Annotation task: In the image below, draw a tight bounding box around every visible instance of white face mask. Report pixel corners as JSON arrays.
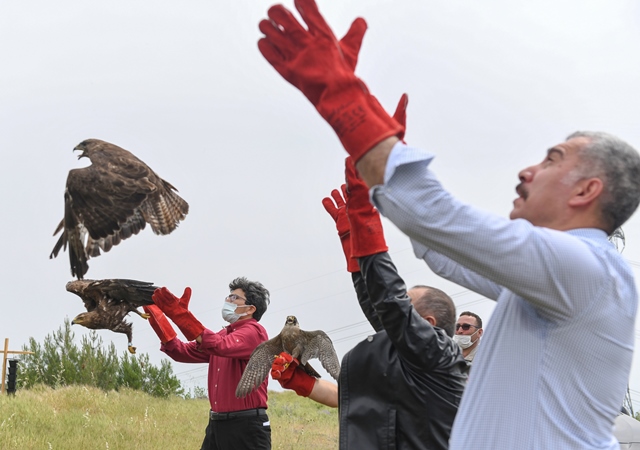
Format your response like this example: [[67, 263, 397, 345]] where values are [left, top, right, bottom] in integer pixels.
[[453, 329, 480, 349], [221, 301, 250, 324]]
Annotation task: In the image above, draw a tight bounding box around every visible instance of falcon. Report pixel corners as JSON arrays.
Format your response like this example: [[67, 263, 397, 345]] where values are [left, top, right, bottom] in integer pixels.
[[236, 315, 340, 398], [50, 138, 189, 279], [66, 278, 158, 354]]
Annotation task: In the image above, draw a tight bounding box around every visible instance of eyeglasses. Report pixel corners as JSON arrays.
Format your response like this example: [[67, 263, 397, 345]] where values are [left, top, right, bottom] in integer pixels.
[[225, 294, 247, 303], [455, 323, 479, 331]]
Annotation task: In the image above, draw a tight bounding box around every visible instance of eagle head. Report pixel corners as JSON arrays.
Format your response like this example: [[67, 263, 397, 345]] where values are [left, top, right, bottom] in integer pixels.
[[66, 280, 91, 295], [285, 315, 299, 327], [74, 139, 104, 160], [71, 312, 89, 325]]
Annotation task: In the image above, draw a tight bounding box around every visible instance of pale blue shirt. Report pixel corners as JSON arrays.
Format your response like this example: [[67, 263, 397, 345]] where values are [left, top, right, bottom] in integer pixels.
[[371, 142, 637, 450]]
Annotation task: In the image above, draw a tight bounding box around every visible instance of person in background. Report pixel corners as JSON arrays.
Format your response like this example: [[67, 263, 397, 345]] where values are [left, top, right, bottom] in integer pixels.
[[454, 311, 483, 364]]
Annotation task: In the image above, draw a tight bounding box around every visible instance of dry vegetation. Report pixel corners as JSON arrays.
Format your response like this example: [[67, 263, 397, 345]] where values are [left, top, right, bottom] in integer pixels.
[[0, 385, 338, 450]]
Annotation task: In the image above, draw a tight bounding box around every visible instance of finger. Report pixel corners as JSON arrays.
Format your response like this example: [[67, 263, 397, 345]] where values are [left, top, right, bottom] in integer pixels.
[[258, 38, 289, 75], [294, 0, 336, 40], [267, 4, 306, 35], [341, 183, 348, 201], [393, 93, 409, 128], [322, 197, 338, 218], [330, 188, 346, 208], [259, 20, 303, 61], [339, 17, 367, 70], [180, 287, 192, 308]]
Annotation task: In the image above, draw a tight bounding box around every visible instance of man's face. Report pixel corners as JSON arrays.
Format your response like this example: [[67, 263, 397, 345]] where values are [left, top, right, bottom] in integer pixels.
[[455, 315, 480, 336], [510, 137, 590, 228]]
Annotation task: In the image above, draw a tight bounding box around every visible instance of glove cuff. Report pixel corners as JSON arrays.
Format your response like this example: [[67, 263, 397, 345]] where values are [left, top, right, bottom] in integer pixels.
[[318, 78, 403, 162], [283, 370, 316, 398], [171, 309, 205, 341], [350, 216, 388, 257]]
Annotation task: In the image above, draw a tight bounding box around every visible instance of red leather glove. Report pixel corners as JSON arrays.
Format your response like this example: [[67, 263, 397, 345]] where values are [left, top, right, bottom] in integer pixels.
[[143, 304, 177, 344], [322, 185, 360, 273], [271, 352, 316, 398], [258, 0, 403, 162], [345, 157, 388, 257], [152, 287, 204, 341]]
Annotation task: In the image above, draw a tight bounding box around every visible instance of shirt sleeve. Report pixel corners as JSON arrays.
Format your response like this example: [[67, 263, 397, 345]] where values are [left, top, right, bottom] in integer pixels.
[[411, 239, 503, 301], [358, 252, 454, 372], [196, 325, 264, 359], [372, 142, 609, 322], [161, 337, 209, 363]]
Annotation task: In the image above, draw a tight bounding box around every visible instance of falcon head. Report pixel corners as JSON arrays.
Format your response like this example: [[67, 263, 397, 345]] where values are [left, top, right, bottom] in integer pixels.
[[285, 315, 299, 327]]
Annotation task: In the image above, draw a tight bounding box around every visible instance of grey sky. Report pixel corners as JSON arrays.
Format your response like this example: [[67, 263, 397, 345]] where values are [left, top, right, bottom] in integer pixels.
[[1, 0, 639, 412]]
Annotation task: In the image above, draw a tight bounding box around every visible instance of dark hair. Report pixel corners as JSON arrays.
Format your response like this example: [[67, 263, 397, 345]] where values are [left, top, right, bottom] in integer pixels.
[[229, 277, 270, 321], [459, 311, 483, 329], [410, 285, 456, 337], [566, 131, 640, 233]]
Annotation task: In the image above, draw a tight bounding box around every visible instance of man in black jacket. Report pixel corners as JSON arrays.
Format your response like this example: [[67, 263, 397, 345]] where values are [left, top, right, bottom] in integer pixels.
[[271, 158, 468, 449]]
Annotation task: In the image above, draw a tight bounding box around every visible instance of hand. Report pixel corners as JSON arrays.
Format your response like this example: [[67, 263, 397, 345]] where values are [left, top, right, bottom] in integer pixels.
[[258, 0, 403, 162], [143, 304, 177, 344], [152, 287, 204, 341], [345, 157, 388, 257], [322, 185, 360, 272], [271, 352, 316, 397]]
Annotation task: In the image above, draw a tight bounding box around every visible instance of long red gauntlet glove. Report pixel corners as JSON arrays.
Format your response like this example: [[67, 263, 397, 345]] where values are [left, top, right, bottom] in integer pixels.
[[152, 287, 204, 341], [345, 157, 388, 257], [143, 304, 177, 344], [271, 352, 316, 398], [322, 185, 360, 273], [258, 0, 403, 162]]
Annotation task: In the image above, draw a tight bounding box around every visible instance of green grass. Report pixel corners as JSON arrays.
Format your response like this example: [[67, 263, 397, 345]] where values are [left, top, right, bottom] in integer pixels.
[[0, 385, 338, 449]]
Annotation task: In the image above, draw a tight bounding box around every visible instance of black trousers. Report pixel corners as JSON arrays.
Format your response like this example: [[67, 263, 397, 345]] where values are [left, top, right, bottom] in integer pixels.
[[201, 410, 271, 450]]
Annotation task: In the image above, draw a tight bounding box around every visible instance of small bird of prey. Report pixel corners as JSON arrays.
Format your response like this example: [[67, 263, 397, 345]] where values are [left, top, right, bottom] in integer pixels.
[[50, 138, 189, 280], [66, 278, 158, 354], [236, 315, 340, 398]]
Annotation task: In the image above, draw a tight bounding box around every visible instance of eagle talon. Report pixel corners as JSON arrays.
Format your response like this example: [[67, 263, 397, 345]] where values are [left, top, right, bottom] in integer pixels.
[[141, 313, 150, 319], [128, 345, 137, 354]]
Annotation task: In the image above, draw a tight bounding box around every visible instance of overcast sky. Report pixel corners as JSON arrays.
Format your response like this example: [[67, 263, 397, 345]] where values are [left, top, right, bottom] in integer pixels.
[[1, 0, 639, 412]]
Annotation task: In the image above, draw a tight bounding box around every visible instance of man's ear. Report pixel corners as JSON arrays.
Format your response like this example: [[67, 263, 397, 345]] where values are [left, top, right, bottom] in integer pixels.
[[568, 177, 603, 207], [424, 315, 436, 327]]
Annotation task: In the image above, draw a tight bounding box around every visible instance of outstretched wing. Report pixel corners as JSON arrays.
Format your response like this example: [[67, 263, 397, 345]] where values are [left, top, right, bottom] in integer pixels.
[[300, 330, 341, 380], [50, 139, 189, 279], [236, 336, 282, 398], [87, 279, 158, 308]]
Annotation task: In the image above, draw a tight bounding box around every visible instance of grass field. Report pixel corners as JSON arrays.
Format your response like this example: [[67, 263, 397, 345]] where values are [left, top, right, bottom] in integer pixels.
[[0, 385, 338, 449]]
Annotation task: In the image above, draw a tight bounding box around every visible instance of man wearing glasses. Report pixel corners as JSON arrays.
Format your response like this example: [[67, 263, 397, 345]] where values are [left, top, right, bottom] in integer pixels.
[[454, 312, 483, 365], [144, 277, 272, 450]]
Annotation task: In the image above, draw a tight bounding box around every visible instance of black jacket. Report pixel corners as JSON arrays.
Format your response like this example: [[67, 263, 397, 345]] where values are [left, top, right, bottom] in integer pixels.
[[338, 252, 468, 450]]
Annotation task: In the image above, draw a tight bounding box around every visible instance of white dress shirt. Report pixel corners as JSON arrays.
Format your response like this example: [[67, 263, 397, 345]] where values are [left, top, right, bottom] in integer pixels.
[[371, 142, 637, 450]]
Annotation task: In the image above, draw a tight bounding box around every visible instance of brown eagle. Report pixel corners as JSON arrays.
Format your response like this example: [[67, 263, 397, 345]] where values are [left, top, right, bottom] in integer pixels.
[[50, 139, 189, 279], [236, 315, 341, 398], [66, 278, 158, 354]]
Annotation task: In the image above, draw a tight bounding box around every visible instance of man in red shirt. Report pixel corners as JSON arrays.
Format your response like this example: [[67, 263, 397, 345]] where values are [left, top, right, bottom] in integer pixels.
[[145, 277, 271, 450]]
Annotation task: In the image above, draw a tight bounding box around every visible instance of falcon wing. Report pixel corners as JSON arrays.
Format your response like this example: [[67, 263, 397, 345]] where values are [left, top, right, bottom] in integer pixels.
[[300, 330, 341, 381], [236, 335, 282, 398]]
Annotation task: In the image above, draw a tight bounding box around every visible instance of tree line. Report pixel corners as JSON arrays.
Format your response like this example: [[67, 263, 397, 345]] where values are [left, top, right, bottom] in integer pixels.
[[16, 319, 184, 398]]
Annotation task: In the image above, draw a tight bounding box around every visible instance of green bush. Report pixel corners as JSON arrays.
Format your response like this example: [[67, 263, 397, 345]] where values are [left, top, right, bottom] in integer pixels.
[[17, 319, 184, 398]]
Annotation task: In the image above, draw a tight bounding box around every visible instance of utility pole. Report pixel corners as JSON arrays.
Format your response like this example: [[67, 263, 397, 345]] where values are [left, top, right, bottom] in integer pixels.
[[2, 338, 34, 394]]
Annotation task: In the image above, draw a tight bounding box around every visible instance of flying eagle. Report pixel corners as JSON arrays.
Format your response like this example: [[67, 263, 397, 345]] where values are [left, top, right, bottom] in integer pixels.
[[66, 278, 158, 354], [50, 139, 189, 279], [236, 315, 341, 398]]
